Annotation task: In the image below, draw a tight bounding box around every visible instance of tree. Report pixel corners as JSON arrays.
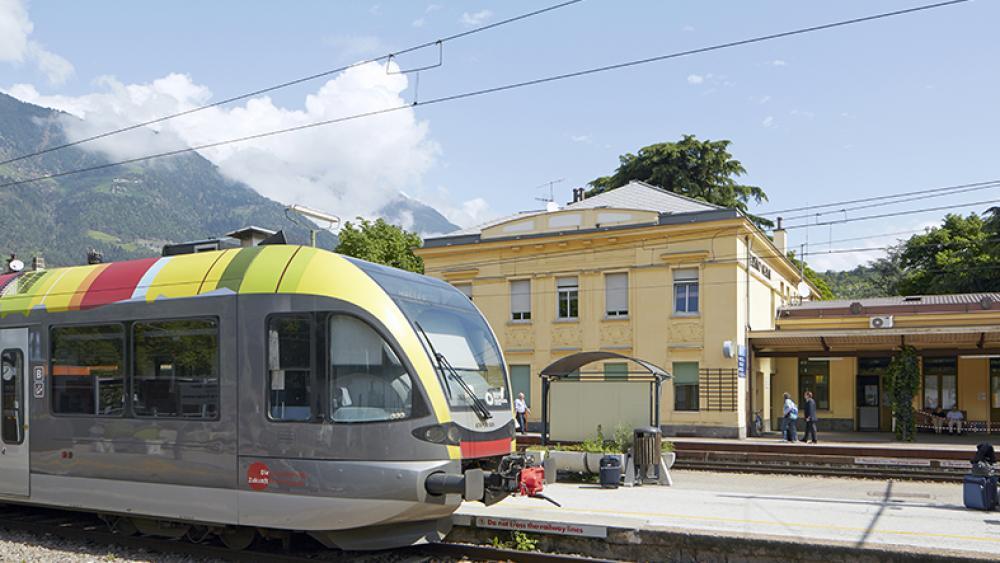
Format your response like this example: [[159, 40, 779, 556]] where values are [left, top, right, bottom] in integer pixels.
[[893, 212, 997, 295], [885, 346, 920, 441], [586, 135, 771, 226], [334, 218, 424, 273], [787, 251, 834, 301]]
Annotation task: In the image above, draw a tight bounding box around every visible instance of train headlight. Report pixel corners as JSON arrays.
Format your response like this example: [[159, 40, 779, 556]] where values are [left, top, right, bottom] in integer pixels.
[[413, 423, 463, 446], [424, 425, 448, 444]]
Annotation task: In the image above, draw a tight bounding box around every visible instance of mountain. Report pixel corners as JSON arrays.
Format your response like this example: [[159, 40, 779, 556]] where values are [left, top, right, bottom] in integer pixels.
[[378, 194, 460, 236], [0, 93, 455, 267]]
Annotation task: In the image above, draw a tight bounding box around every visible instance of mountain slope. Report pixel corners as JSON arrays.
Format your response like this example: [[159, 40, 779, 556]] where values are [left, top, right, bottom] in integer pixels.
[[0, 93, 455, 266]]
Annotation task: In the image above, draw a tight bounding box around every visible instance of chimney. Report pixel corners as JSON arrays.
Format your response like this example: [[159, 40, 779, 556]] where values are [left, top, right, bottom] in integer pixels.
[[31, 256, 45, 271], [773, 217, 787, 255], [571, 187, 586, 203]]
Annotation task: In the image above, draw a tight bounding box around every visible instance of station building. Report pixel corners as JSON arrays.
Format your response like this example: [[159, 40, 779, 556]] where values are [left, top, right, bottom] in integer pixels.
[[751, 295, 1000, 434], [416, 181, 810, 439]]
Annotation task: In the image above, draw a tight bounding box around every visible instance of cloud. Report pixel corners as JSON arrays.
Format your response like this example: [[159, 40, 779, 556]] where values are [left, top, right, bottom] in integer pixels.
[[570, 134, 591, 143], [762, 115, 774, 128], [771, 59, 787, 67], [0, 0, 74, 84], [426, 3, 443, 13], [7, 62, 441, 223], [460, 9, 493, 26], [759, 95, 771, 104], [27, 41, 73, 84], [412, 17, 426, 27], [323, 34, 387, 61], [369, 4, 381, 16], [681, 24, 695, 32], [686, 74, 704, 85]]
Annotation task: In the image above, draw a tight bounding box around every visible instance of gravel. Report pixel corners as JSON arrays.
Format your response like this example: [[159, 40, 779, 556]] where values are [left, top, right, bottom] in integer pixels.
[[0, 527, 223, 563]]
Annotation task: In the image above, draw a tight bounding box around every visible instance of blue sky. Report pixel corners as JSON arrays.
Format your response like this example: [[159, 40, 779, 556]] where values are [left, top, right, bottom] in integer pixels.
[[2, 0, 998, 270]]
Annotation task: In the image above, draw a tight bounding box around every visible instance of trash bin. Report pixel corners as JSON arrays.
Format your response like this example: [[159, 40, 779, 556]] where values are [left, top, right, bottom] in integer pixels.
[[599, 456, 622, 489], [633, 426, 662, 484]]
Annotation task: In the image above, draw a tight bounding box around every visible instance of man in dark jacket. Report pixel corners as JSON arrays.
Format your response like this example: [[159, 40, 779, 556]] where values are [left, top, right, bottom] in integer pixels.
[[802, 391, 818, 444]]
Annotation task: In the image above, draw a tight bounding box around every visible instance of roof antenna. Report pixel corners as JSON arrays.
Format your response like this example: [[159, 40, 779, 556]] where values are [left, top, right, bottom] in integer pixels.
[[534, 178, 564, 211]]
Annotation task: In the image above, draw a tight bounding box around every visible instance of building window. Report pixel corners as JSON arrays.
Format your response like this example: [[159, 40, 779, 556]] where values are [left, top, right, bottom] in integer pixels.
[[798, 359, 830, 410], [923, 357, 957, 410], [673, 362, 699, 411], [268, 315, 314, 422], [1, 349, 24, 445], [673, 268, 699, 314], [510, 364, 531, 405], [605, 273, 628, 318], [454, 283, 473, 300], [604, 362, 628, 381], [51, 324, 125, 416], [510, 279, 531, 321], [329, 315, 413, 422], [557, 277, 579, 320], [133, 319, 219, 419]]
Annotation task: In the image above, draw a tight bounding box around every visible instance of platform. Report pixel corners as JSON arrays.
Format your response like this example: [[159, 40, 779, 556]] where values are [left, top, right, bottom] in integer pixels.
[[454, 469, 1000, 560]]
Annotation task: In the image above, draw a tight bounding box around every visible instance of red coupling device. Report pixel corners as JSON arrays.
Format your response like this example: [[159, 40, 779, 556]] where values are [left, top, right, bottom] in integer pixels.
[[518, 466, 545, 496]]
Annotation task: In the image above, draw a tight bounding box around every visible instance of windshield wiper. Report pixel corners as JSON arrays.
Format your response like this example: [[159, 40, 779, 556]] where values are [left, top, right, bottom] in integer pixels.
[[415, 322, 492, 421]]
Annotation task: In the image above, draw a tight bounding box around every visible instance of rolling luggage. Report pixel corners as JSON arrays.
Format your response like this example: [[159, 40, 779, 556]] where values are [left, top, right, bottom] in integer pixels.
[[963, 474, 999, 511]]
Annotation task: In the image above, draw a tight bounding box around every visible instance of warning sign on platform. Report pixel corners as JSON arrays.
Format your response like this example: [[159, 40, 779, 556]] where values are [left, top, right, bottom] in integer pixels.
[[854, 456, 930, 467], [475, 516, 607, 538]]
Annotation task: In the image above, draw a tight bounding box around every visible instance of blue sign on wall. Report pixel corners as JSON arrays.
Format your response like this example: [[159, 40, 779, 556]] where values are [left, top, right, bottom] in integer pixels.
[[737, 345, 747, 378]]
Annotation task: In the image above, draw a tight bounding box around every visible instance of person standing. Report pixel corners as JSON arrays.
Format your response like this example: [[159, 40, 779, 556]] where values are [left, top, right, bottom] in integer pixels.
[[782, 392, 799, 443], [514, 392, 530, 435], [801, 391, 818, 444]]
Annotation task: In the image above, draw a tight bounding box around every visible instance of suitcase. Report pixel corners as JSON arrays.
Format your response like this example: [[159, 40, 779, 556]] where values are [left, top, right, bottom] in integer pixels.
[[963, 474, 999, 510]]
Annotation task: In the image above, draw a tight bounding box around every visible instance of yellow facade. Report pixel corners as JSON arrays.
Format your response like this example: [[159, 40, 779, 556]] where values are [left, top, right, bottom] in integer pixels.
[[418, 184, 807, 438], [756, 295, 1000, 433]]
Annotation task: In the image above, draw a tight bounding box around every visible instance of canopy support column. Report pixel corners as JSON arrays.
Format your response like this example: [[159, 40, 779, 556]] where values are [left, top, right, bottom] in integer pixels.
[[541, 375, 550, 446]]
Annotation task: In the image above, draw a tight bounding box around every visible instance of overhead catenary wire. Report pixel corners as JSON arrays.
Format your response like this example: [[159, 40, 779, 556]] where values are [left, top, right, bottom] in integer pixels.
[[0, 0, 969, 191], [761, 178, 1000, 217], [0, 0, 586, 168], [779, 180, 1000, 222], [783, 197, 1000, 230]]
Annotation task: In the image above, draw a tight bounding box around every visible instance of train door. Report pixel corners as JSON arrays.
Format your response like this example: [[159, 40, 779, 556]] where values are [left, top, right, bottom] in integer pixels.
[[0, 328, 28, 497]]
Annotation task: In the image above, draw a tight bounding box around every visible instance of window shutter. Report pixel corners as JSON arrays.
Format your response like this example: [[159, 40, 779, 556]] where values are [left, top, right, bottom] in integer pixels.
[[557, 277, 578, 289], [605, 273, 628, 315], [455, 284, 472, 299], [672, 361, 699, 385], [511, 280, 530, 315], [673, 268, 698, 281]]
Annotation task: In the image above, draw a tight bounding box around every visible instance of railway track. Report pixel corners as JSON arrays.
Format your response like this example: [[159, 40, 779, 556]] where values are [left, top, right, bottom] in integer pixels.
[[0, 504, 609, 562], [673, 460, 966, 482]]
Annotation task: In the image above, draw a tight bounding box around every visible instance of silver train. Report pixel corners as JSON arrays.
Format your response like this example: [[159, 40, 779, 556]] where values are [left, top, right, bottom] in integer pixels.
[[0, 243, 525, 550]]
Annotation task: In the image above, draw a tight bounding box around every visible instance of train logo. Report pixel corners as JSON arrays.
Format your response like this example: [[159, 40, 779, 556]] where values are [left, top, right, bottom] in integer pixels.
[[247, 462, 271, 491]]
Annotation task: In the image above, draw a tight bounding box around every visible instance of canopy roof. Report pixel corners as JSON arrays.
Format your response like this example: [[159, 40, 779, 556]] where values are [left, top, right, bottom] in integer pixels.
[[539, 351, 670, 380], [750, 325, 1000, 357]]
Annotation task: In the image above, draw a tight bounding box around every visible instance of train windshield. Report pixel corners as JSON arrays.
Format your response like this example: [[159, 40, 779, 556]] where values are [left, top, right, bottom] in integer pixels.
[[350, 259, 510, 411]]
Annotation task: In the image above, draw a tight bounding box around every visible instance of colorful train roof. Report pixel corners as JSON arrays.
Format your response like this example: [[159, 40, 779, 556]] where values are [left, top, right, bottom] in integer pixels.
[[0, 245, 372, 318]]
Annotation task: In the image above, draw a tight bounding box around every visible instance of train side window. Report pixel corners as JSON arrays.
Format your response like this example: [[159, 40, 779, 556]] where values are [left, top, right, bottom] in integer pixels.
[[133, 319, 219, 419], [1, 349, 24, 444], [268, 315, 314, 422], [328, 315, 412, 423], [51, 324, 125, 416]]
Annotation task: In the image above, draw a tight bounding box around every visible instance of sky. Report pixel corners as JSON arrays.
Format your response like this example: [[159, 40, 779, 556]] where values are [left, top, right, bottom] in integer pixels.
[[1, 0, 998, 271]]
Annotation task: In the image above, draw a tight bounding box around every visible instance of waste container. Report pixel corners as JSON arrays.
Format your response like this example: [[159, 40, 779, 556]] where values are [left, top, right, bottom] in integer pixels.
[[599, 456, 622, 489], [633, 426, 662, 484]]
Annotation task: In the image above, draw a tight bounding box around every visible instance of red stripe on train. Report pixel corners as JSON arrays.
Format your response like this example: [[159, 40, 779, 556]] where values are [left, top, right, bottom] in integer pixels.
[[460, 438, 512, 458]]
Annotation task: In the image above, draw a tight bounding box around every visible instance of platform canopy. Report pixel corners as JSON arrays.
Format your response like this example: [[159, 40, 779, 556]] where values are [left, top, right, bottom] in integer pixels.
[[750, 326, 1000, 357], [539, 351, 671, 380], [538, 352, 670, 445]]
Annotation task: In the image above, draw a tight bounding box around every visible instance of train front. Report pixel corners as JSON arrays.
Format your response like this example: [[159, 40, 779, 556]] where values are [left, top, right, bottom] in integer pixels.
[[351, 259, 537, 507]]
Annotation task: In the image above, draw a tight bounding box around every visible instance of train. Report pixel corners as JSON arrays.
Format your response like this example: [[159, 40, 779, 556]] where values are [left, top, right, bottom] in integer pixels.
[[0, 236, 532, 550]]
